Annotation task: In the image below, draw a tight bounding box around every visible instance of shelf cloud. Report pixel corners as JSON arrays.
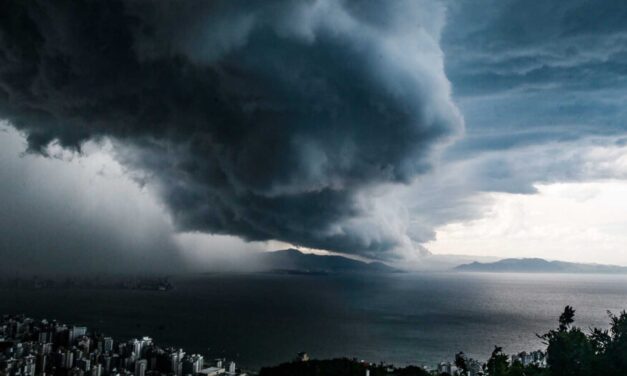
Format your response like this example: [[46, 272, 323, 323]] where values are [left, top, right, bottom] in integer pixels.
[[0, 0, 462, 259]]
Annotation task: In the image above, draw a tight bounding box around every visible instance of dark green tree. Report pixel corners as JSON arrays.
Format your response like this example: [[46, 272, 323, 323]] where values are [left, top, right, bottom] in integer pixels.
[[508, 360, 525, 376], [601, 310, 627, 376], [454, 352, 469, 376], [541, 306, 594, 376], [559, 306, 575, 331], [484, 346, 509, 376]]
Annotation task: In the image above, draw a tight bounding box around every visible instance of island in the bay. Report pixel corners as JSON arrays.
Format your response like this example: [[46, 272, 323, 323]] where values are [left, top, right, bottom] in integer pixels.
[[455, 258, 627, 274]]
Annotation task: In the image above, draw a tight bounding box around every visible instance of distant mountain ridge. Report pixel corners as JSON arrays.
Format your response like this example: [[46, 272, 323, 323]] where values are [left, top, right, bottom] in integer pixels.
[[259, 249, 398, 274], [455, 258, 627, 274]]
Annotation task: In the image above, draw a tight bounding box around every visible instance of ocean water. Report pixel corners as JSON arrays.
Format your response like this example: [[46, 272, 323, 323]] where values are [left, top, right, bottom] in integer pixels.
[[2, 272, 627, 369]]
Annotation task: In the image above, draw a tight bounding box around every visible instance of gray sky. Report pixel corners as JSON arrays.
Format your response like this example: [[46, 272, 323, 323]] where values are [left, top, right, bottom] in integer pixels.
[[1, 0, 627, 272]]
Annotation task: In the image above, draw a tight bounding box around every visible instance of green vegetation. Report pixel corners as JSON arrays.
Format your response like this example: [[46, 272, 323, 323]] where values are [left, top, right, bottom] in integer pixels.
[[480, 305, 627, 376], [260, 306, 627, 376], [259, 358, 430, 376], [483, 346, 545, 376]]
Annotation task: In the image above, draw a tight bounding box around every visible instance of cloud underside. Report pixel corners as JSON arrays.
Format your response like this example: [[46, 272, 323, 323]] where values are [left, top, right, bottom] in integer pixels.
[[0, 0, 461, 258]]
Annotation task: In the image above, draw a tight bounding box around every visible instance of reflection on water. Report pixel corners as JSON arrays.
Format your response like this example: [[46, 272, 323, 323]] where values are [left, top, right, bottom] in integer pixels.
[[1, 272, 627, 368]]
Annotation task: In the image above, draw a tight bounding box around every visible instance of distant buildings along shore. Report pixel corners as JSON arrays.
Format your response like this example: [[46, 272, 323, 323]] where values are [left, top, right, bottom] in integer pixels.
[[0, 315, 243, 376]]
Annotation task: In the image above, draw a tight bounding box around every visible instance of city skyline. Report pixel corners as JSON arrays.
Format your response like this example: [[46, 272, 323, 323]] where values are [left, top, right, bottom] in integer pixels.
[[0, 314, 244, 376]]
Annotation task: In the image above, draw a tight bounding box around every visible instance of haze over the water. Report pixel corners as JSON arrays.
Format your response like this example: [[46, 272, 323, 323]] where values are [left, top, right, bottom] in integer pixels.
[[2, 0, 627, 274]]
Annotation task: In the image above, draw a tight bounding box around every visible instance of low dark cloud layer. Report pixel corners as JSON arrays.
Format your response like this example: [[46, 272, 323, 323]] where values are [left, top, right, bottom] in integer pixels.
[[0, 0, 461, 258]]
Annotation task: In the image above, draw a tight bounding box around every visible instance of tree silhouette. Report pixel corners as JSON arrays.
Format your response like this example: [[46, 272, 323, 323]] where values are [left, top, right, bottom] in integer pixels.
[[541, 306, 593, 376], [559, 306, 575, 331], [484, 346, 509, 376], [600, 310, 627, 376], [259, 307, 627, 376], [454, 352, 469, 376]]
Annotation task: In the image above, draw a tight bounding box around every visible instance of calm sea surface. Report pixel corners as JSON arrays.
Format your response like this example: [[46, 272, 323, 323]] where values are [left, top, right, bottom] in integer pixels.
[[2, 272, 627, 369]]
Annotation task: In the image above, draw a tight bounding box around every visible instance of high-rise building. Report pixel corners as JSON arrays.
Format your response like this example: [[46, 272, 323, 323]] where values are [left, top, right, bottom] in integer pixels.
[[23, 355, 36, 376], [193, 355, 204, 374], [77, 358, 91, 372], [37, 353, 47, 373], [70, 326, 87, 345], [123, 356, 135, 371], [78, 337, 91, 353], [131, 339, 141, 358], [111, 354, 121, 370], [437, 362, 452, 375], [182, 355, 204, 375], [169, 349, 185, 375], [64, 350, 74, 369], [38, 331, 51, 343], [101, 355, 112, 373], [55, 325, 69, 347], [73, 349, 84, 365], [139, 337, 152, 357], [15, 343, 24, 357], [135, 359, 147, 376], [169, 353, 179, 373], [39, 342, 52, 355], [90, 364, 102, 376], [54, 351, 66, 369]]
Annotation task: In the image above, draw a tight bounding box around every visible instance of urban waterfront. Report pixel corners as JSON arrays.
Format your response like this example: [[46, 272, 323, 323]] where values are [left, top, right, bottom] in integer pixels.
[[0, 314, 245, 376], [1, 313, 549, 376], [1, 272, 627, 370]]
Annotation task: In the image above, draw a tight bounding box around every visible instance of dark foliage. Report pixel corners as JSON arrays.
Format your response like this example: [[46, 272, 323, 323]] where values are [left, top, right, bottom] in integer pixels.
[[260, 307, 627, 376], [483, 306, 627, 376], [259, 358, 430, 376]]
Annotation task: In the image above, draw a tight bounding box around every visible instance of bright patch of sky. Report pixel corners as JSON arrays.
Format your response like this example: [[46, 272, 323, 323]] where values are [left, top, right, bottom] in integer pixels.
[[427, 181, 627, 265]]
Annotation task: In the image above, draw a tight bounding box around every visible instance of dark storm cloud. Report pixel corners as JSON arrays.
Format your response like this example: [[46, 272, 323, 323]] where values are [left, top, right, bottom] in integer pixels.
[[444, 0, 627, 95], [440, 0, 627, 157], [0, 0, 461, 258]]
